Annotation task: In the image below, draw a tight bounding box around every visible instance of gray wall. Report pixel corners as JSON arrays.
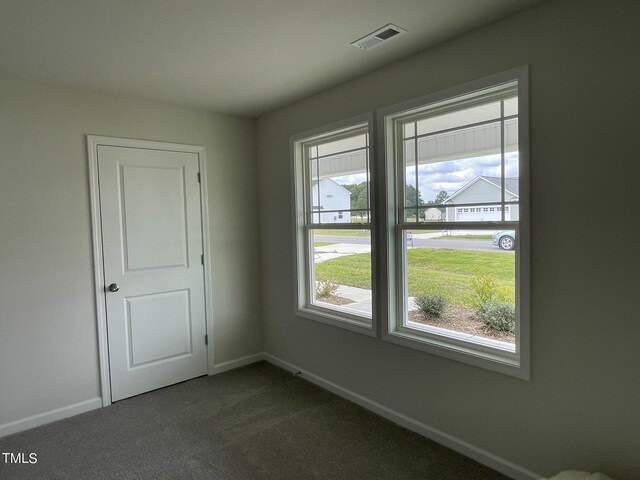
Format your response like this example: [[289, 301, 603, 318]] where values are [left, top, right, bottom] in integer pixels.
[[257, 1, 640, 478], [0, 79, 262, 426]]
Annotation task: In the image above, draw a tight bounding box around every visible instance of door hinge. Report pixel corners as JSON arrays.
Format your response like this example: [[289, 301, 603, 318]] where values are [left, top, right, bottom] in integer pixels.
[[201, 254, 204, 265], [205, 334, 208, 346], [197, 172, 201, 183]]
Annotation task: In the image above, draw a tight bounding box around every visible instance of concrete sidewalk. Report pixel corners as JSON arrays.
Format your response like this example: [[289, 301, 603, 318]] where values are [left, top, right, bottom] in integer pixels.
[[314, 243, 370, 263], [319, 284, 415, 314], [314, 244, 417, 313], [411, 229, 497, 239]]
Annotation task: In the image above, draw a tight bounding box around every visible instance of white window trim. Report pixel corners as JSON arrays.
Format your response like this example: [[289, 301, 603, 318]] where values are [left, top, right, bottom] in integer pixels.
[[291, 113, 377, 337], [377, 66, 530, 379]]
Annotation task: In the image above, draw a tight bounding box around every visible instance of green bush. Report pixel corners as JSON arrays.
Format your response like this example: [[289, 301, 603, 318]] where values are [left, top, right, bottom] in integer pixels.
[[497, 285, 515, 304], [477, 302, 515, 333], [316, 278, 339, 299], [415, 293, 448, 319], [471, 275, 499, 308]]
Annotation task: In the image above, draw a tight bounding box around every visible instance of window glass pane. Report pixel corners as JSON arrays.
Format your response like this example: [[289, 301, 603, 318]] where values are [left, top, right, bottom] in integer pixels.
[[403, 122, 415, 138], [317, 133, 367, 157], [506, 204, 519, 221], [504, 117, 519, 221], [505, 162, 519, 191], [403, 138, 419, 221], [307, 131, 370, 225], [349, 210, 369, 223], [505, 117, 519, 178], [418, 121, 504, 162], [505, 117, 518, 158], [402, 230, 515, 346], [406, 151, 504, 223], [309, 157, 320, 222], [503, 96, 518, 116], [416, 101, 501, 136], [402, 116, 511, 224], [310, 229, 372, 318]]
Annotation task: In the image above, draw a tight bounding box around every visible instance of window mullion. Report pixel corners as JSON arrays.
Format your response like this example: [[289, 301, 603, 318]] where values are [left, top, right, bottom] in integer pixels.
[[304, 148, 313, 225], [413, 125, 418, 221], [500, 100, 506, 222], [315, 147, 321, 224], [365, 133, 371, 223]]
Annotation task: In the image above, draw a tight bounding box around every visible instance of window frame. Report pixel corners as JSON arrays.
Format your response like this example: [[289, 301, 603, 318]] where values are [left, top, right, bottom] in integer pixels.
[[378, 67, 530, 379], [291, 113, 377, 336]]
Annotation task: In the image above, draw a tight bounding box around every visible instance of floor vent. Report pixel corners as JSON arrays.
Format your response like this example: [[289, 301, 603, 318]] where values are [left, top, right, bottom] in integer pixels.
[[351, 24, 406, 50]]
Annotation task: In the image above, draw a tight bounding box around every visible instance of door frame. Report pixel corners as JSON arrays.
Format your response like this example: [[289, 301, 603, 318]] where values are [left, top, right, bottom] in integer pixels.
[[87, 135, 214, 407]]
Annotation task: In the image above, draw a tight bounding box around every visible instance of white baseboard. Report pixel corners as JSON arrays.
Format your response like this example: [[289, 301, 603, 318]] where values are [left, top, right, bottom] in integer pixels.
[[1, 354, 542, 480], [0, 353, 267, 439], [0, 397, 102, 439], [211, 352, 265, 375], [263, 353, 541, 480]]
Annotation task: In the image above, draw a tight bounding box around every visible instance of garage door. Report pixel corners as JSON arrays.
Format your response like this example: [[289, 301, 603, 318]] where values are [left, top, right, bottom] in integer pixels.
[[455, 205, 509, 221]]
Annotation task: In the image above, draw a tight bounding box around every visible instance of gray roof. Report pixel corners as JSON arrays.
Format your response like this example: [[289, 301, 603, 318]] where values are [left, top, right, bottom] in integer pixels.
[[480, 176, 519, 196]]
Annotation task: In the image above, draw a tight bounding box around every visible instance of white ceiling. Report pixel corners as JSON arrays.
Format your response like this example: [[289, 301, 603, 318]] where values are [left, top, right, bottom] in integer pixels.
[[0, 0, 543, 116]]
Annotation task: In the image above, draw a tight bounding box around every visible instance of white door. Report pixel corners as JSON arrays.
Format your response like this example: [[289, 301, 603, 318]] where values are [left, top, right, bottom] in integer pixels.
[[98, 145, 208, 401]]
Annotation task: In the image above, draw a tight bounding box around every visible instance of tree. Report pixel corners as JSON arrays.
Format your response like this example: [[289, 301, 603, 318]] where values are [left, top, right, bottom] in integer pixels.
[[404, 184, 426, 207], [433, 190, 450, 204], [343, 182, 369, 218], [404, 184, 427, 219]]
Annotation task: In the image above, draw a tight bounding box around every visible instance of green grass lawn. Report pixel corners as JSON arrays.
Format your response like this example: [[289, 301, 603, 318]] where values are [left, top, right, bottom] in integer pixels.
[[315, 248, 514, 307]]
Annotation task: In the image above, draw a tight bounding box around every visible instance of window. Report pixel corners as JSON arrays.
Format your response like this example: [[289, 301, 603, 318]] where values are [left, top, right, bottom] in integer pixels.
[[292, 115, 375, 335], [381, 68, 529, 378], [290, 68, 529, 377]]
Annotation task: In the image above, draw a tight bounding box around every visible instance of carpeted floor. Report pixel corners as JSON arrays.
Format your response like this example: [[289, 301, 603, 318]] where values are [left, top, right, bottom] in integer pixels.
[[0, 361, 510, 479]]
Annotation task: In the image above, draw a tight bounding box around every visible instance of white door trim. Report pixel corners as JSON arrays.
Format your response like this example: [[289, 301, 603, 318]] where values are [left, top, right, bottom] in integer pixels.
[[87, 135, 214, 407]]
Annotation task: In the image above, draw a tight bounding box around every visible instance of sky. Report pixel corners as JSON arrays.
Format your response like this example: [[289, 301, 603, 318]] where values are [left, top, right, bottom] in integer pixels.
[[332, 152, 519, 203]]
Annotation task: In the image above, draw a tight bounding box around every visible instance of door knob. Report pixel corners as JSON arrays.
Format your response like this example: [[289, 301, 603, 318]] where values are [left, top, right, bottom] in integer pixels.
[[108, 283, 120, 292]]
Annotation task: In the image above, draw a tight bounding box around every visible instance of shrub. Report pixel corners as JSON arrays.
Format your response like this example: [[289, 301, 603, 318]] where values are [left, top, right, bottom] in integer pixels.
[[316, 278, 339, 299], [497, 285, 515, 304], [415, 293, 448, 319], [471, 275, 498, 308], [477, 302, 515, 333]]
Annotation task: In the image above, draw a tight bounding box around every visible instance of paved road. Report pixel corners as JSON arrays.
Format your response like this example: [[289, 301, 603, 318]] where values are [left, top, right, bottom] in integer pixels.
[[315, 235, 514, 253]]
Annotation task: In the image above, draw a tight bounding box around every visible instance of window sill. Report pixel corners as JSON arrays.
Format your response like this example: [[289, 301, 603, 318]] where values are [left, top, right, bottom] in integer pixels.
[[405, 320, 516, 353], [297, 304, 375, 337], [383, 325, 529, 380]]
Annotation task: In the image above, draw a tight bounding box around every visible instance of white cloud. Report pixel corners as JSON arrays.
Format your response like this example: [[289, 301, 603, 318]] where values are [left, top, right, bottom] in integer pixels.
[[325, 151, 520, 204], [416, 153, 520, 202], [331, 173, 367, 185]]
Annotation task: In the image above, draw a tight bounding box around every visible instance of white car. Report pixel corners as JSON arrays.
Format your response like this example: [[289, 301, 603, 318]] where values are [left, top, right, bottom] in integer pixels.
[[492, 230, 515, 250]]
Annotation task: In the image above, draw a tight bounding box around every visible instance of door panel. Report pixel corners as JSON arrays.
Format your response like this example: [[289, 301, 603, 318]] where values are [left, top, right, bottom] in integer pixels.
[[121, 164, 189, 270], [126, 290, 192, 367], [98, 145, 207, 401]]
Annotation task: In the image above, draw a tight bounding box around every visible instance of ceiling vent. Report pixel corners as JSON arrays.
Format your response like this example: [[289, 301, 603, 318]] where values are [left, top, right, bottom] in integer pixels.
[[351, 24, 406, 50]]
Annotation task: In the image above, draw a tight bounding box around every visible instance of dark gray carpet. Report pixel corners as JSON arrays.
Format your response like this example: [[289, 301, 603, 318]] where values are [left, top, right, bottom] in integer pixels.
[[0, 361, 510, 479]]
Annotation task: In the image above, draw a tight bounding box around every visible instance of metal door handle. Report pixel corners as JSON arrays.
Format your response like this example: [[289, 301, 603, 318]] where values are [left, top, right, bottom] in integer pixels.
[[108, 283, 120, 292]]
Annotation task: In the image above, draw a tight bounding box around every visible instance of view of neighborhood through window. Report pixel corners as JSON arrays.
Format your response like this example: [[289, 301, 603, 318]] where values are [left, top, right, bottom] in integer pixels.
[[294, 72, 527, 374], [394, 82, 521, 356], [304, 128, 373, 321]]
